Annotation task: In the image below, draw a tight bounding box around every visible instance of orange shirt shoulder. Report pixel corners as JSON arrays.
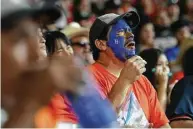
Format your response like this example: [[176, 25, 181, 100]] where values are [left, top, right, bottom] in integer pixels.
[[50, 94, 78, 124], [89, 63, 169, 128]]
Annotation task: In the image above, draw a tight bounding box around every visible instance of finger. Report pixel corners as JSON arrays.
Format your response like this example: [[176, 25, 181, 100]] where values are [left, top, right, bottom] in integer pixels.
[[128, 55, 145, 63], [163, 66, 170, 74], [137, 62, 146, 69], [135, 59, 146, 68]]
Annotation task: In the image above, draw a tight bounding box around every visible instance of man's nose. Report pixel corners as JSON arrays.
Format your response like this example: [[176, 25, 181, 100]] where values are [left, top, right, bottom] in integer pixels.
[[41, 37, 46, 43], [125, 32, 134, 39]]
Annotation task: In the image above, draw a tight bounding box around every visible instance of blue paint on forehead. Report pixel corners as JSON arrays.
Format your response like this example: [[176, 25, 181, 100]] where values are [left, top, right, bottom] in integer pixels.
[[111, 19, 132, 33]]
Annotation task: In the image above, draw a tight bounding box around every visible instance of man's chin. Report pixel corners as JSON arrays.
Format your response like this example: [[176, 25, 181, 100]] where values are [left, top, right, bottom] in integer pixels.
[[125, 50, 136, 59]]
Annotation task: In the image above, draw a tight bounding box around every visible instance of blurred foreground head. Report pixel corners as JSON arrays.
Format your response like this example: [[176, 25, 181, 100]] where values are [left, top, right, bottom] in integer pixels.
[[1, 0, 61, 112], [1, 0, 61, 67]]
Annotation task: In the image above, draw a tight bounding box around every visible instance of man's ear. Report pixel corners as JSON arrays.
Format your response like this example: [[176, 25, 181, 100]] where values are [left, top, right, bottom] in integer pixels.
[[95, 39, 107, 51]]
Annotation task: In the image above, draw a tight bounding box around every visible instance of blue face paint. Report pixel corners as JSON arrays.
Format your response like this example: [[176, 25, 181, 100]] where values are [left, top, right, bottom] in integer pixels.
[[107, 19, 135, 62]]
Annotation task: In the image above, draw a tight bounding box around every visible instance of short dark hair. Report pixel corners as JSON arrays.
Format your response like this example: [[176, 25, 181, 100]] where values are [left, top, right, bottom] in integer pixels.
[[44, 31, 71, 56], [182, 47, 193, 76], [90, 26, 110, 60]]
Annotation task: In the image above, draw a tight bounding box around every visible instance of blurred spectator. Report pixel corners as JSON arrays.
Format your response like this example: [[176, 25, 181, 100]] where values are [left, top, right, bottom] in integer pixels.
[[1, 0, 84, 127], [167, 2, 180, 23], [91, 0, 106, 16], [56, 0, 73, 23], [138, 21, 155, 52], [73, 0, 95, 28], [42, 29, 79, 128], [135, 0, 156, 18], [183, 0, 193, 34], [170, 38, 193, 85], [153, 10, 177, 51], [44, 31, 73, 56], [35, 31, 75, 128], [165, 19, 191, 64], [166, 47, 193, 128], [121, 0, 136, 13], [37, 28, 47, 60], [104, 0, 123, 14], [155, 10, 171, 29], [1, 0, 62, 127], [139, 48, 170, 111], [41, 0, 68, 30], [62, 22, 95, 65]]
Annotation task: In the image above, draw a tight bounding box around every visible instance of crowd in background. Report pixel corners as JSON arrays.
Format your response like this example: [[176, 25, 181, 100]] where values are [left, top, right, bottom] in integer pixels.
[[1, 0, 193, 128], [33, 0, 193, 127]]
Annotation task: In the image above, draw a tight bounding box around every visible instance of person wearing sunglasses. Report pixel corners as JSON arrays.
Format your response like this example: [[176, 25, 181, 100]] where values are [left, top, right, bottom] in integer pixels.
[[62, 22, 95, 65]]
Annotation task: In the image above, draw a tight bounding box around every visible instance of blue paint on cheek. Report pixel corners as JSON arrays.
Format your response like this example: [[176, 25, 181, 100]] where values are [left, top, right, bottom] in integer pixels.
[[107, 20, 135, 62]]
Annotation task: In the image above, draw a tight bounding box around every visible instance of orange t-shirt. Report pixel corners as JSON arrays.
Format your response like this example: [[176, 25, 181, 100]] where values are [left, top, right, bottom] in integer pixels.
[[34, 95, 78, 128], [50, 94, 78, 124], [89, 63, 169, 128], [50, 63, 168, 127]]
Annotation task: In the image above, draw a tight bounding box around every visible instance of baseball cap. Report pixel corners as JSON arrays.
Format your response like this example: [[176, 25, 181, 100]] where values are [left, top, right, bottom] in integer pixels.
[[89, 11, 140, 44], [1, 0, 61, 30]]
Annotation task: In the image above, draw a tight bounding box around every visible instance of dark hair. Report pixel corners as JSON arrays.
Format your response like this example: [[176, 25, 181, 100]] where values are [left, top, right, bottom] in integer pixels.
[[182, 47, 193, 76], [139, 48, 163, 88], [44, 31, 71, 56], [90, 26, 109, 61]]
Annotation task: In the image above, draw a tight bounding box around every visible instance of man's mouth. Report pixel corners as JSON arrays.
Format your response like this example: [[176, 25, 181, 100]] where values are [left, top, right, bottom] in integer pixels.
[[125, 41, 135, 49]]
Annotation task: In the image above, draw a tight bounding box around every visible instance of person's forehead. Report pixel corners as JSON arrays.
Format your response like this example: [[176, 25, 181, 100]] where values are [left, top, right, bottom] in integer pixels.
[[112, 19, 131, 29], [56, 39, 67, 47]]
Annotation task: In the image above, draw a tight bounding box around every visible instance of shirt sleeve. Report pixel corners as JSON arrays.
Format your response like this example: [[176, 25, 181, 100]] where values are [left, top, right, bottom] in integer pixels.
[[144, 76, 169, 128], [50, 94, 78, 124]]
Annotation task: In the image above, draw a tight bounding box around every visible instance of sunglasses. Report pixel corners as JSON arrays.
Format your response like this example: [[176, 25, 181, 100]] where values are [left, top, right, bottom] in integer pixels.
[[71, 42, 89, 47]]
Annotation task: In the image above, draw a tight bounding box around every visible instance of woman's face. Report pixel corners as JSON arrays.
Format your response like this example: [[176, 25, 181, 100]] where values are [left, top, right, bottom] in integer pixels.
[[54, 38, 73, 56], [140, 23, 155, 45], [156, 54, 170, 73]]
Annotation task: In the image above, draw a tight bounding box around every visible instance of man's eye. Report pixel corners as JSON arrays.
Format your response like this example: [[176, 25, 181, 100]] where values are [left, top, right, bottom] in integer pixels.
[[116, 30, 125, 36]]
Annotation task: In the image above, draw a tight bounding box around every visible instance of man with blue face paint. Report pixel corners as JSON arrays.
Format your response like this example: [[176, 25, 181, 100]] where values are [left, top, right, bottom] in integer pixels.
[[89, 11, 171, 128], [107, 19, 135, 61]]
